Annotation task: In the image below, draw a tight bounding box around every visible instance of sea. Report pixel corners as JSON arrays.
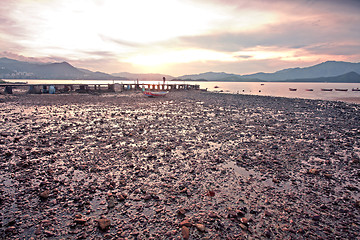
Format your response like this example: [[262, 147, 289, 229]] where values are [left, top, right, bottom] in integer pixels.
[[6, 79, 360, 104]]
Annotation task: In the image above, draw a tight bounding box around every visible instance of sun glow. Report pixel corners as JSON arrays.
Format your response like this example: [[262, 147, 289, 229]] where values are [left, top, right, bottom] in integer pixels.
[[13, 0, 224, 57], [125, 48, 237, 66]]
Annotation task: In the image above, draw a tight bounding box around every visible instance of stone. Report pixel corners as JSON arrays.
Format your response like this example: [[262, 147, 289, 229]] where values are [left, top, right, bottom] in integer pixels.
[[209, 211, 219, 218], [44, 230, 55, 237], [180, 219, 192, 227], [107, 196, 116, 208], [177, 208, 187, 215], [98, 218, 111, 231], [206, 190, 215, 197], [5, 226, 16, 233], [181, 226, 190, 240], [39, 190, 50, 199], [240, 217, 248, 224], [194, 223, 206, 232], [117, 193, 127, 201], [264, 210, 272, 217], [239, 223, 248, 230], [74, 218, 87, 224], [324, 173, 333, 179], [308, 169, 320, 174]]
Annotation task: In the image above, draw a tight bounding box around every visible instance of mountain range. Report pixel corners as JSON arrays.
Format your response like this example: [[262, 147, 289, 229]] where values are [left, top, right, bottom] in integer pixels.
[[178, 61, 360, 82], [1, 57, 360, 82], [0, 58, 126, 80]]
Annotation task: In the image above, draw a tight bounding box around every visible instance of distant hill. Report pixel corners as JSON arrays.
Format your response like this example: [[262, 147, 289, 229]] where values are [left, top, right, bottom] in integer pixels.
[[179, 72, 238, 81], [178, 61, 360, 82], [112, 72, 174, 81], [283, 71, 360, 83], [0, 58, 126, 80], [242, 61, 360, 81], [2, 57, 360, 82]]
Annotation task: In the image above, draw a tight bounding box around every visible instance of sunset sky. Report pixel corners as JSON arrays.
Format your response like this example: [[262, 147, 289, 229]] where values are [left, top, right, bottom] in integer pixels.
[[1, 0, 359, 76]]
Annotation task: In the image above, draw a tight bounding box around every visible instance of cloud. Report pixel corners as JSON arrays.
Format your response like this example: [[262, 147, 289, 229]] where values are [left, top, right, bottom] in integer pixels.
[[0, 1, 35, 39], [0, 51, 62, 63], [304, 43, 360, 56], [176, 13, 360, 56], [99, 35, 143, 48]]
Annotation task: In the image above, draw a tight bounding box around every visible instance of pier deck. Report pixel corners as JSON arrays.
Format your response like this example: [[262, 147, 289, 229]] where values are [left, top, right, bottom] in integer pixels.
[[0, 83, 201, 94]]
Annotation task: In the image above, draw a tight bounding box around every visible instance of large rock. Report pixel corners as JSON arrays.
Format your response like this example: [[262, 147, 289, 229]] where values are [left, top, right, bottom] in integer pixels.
[[98, 218, 111, 231]]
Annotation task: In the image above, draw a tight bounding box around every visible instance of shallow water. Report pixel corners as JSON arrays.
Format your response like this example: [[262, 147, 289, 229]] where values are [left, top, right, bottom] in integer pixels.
[[6, 79, 360, 103]]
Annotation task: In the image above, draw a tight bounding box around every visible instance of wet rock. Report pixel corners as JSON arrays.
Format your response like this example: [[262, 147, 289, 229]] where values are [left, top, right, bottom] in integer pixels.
[[39, 190, 50, 199], [177, 208, 187, 216], [181, 226, 190, 240], [107, 196, 116, 208], [239, 223, 247, 231], [74, 215, 87, 224], [264, 210, 272, 217], [117, 193, 127, 201], [5, 226, 16, 233], [180, 219, 192, 227], [143, 194, 152, 201], [308, 169, 320, 174], [194, 223, 206, 232], [98, 218, 111, 231], [44, 230, 56, 237], [323, 173, 333, 179], [240, 217, 248, 224], [206, 190, 215, 197], [227, 210, 237, 219], [209, 211, 219, 218]]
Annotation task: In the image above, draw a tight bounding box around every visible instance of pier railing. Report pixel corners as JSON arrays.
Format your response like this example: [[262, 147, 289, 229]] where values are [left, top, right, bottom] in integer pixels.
[[0, 83, 200, 94]]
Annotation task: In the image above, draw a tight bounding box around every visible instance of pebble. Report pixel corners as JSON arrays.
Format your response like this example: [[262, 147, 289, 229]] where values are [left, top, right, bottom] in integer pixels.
[[308, 169, 320, 174], [180, 219, 192, 227], [194, 223, 206, 232], [181, 226, 190, 240], [98, 218, 111, 231], [240, 217, 248, 224], [39, 190, 50, 199]]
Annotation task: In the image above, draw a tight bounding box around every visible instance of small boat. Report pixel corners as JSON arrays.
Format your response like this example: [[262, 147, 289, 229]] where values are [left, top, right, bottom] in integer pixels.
[[352, 88, 360, 91], [289, 88, 297, 91], [142, 89, 168, 97], [335, 88, 348, 91], [214, 86, 219, 88], [260, 83, 265, 85], [305, 88, 314, 91], [321, 88, 333, 91]]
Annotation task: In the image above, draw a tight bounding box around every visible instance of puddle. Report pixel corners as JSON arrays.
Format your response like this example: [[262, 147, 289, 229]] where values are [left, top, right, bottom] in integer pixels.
[[222, 161, 257, 178]]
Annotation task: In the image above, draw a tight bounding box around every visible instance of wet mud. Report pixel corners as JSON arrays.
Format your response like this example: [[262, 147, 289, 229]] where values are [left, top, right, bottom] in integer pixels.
[[0, 91, 359, 239]]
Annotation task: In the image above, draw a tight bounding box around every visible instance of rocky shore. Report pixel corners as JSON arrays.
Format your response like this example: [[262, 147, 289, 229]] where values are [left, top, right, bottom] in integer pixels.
[[0, 91, 359, 239]]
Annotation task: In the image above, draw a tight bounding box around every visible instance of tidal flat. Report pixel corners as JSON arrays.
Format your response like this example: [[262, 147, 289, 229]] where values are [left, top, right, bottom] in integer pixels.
[[0, 91, 359, 239]]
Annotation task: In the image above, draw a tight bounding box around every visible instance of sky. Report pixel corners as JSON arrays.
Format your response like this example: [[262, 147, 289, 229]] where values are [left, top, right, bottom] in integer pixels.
[[0, 0, 360, 76]]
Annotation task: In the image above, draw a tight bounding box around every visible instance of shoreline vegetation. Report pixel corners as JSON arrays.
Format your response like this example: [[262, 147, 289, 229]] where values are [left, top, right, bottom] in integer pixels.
[[0, 91, 359, 239]]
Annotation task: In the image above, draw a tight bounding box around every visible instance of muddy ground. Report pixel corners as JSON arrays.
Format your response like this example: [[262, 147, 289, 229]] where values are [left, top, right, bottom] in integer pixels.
[[0, 91, 359, 239]]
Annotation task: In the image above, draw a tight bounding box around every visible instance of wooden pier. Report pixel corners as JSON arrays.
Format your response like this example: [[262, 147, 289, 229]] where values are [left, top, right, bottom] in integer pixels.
[[0, 83, 201, 94]]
